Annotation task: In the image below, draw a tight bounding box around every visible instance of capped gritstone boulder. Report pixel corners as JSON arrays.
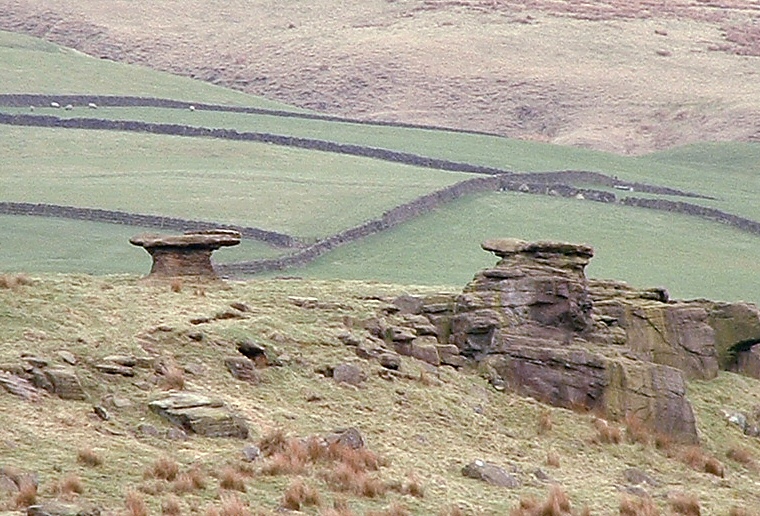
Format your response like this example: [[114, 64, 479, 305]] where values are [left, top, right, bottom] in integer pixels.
[[130, 230, 241, 278]]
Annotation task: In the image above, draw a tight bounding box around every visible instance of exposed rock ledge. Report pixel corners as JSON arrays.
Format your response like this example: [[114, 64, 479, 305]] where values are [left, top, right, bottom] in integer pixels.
[[372, 239, 760, 444]]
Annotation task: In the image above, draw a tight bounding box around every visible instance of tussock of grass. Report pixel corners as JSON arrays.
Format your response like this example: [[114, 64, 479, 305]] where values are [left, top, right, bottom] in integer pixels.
[[591, 418, 622, 445], [619, 495, 660, 516], [161, 494, 182, 516], [125, 490, 149, 516], [510, 485, 573, 515], [14, 478, 37, 509], [218, 466, 246, 492], [668, 492, 701, 515], [49, 473, 85, 497], [282, 478, 323, 510], [77, 447, 103, 467], [146, 456, 180, 482]]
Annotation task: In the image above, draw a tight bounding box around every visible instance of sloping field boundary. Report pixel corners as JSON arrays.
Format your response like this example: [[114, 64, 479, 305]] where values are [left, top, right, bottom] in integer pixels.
[[0, 202, 301, 248], [0, 94, 504, 138], [3, 108, 756, 276]]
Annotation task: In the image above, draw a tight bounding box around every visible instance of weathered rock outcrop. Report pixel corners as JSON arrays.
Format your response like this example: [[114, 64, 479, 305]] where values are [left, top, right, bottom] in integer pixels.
[[361, 238, 760, 444], [130, 230, 241, 278], [148, 392, 249, 439]]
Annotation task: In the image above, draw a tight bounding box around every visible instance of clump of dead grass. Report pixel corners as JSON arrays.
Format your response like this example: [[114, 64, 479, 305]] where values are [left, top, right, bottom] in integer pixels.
[[546, 450, 561, 468], [49, 473, 84, 498], [162, 495, 183, 516], [591, 418, 621, 445], [172, 466, 207, 494], [146, 455, 180, 482], [125, 490, 149, 516], [159, 361, 186, 390], [0, 273, 33, 290], [218, 466, 247, 492], [282, 478, 323, 510], [729, 507, 760, 516], [170, 278, 183, 293], [537, 409, 553, 435], [619, 495, 659, 516], [366, 502, 411, 516], [677, 446, 725, 478], [217, 494, 251, 516], [14, 477, 37, 509], [727, 445, 757, 469], [510, 485, 573, 515], [77, 447, 103, 467], [668, 492, 700, 515]]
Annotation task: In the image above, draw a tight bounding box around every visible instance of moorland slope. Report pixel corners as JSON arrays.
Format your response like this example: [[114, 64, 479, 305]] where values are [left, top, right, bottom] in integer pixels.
[[1, 0, 759, 153]]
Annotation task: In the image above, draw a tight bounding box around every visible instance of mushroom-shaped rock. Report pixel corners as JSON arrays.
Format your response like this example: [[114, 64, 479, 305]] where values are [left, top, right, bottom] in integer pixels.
[[130, 230, 240, 278]]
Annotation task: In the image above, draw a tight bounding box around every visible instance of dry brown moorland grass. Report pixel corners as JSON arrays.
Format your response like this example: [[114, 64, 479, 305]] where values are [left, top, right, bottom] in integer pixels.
[[619, 495, 660, 516], [146, 456, 180, 482], [77, 447, 104, 467], [510, 485, 575, 516], [3, 0, 760, 154], [125, 490, 149, 516], [668, 492, 701, 516]]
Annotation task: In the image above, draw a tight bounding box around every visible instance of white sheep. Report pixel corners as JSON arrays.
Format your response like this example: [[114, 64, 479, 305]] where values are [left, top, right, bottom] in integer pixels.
[[88, 102, 98, 109], [189, 105, 196, 111], [29, 106, 35, 112], [50, 102, 60, 108], [64, 104, 74, 111]]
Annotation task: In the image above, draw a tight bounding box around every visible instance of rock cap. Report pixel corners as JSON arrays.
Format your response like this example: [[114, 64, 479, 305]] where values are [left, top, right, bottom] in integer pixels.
[[130, 230, 241, 249], [482, 238, 594, 259]]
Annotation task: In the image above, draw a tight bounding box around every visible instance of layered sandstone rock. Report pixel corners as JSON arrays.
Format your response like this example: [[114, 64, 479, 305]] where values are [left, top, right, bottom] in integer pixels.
[[130, 230, 241, 278], [363, 238, 760, 443]]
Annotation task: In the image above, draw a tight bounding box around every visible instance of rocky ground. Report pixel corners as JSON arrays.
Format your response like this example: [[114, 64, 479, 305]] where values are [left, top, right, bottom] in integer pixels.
[[1, 0, 759, 154]]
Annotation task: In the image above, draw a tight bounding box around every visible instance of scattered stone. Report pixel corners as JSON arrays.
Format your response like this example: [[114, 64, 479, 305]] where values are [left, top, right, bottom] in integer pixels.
[[21, 356, 48, 368], [224, 357, 261, 383], [326, 427, 365, 449], [241, 445, 261, 462], [166, 428, 189, 441], [337, 331, 362, 346], [332, 363, 367, 386], [391, 295, 424, 315], [27, 502, 100, 516], [410, 337, 441, 366], [57, 351, 77, 365], [387, 326, 416, 342], [237, 340, 278, 366], [378, 353, 401, 370], [289, 296, 319, 308], [137, 423, 160, 436], [149, 392, 249, 439], [623, 468, 659, 487], [102, 355, 137, 367], [42, 367, 87, 400], [130, 230, 241, 278], [92, 406, 110, 421], [533, 469, 551, 482], [215, 310, 246, 320], [461, 460, 520, 488], [230, 301, 251, 312], [0, 371, 41, 401], [189, 317, 211, 325], [187, 331, 205, 341], [94, 364, 135, 377]]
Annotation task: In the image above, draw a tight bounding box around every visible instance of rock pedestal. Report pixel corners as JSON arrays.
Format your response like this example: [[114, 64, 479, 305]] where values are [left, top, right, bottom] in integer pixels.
[[130, 230, 241, 278]]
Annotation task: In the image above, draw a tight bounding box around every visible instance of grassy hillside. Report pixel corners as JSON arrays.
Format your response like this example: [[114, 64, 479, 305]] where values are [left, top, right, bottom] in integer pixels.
[[0, 31, 298, 110], [1, 275, 760, 515]]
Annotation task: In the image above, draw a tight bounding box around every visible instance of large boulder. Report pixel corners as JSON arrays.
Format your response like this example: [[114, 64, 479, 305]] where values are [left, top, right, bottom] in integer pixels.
[[148, 392, 249, 439]]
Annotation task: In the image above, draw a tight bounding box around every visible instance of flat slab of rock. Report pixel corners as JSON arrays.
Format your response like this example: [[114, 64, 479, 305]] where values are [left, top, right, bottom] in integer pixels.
[[27, 502, 100, 516], [148, 392, 248, 439], [462, 460, 519, 488], [0, 371, 41, 401], [43, 367, 87, 400]]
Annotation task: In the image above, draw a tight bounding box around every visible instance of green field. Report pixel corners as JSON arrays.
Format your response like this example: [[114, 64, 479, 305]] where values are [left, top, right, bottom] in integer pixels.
[[2, 30, 760, 306]]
